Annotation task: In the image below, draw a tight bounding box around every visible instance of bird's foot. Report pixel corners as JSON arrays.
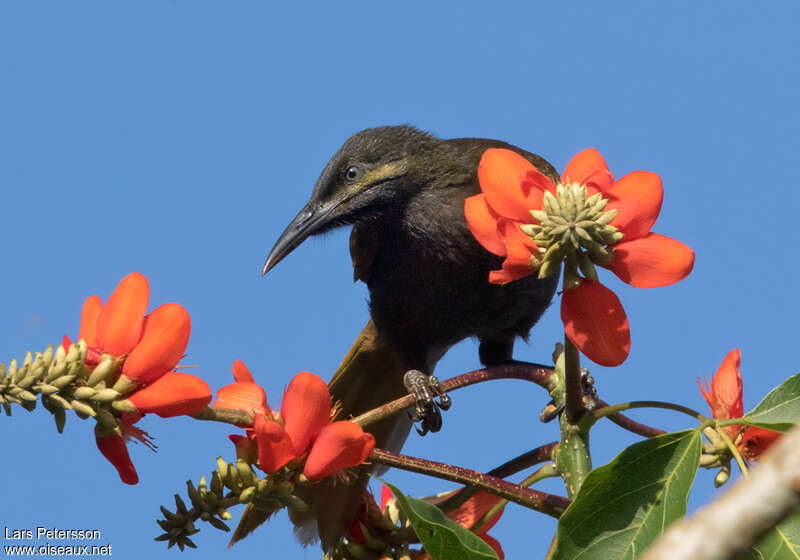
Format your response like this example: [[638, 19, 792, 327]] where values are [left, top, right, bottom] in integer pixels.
[[403, 370, 451, 436], [581, 368, 597, 399], [540, 367, 598, 422]]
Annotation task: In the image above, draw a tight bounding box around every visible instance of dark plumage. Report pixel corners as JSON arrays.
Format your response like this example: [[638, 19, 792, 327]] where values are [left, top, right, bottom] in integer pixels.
[[258, 125, 559, 549]]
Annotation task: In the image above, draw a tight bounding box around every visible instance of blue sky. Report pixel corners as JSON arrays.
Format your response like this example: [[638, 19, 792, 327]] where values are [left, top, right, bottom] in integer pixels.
[[1, 2, 798, 558]]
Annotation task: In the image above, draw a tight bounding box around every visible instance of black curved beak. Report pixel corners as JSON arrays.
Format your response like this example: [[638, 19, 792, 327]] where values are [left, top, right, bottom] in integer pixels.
[[261, 200, 337, 276]]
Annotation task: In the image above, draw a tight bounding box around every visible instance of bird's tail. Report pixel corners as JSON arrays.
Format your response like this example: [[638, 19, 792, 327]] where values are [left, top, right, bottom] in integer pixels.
[[287, 318, 417, 550]]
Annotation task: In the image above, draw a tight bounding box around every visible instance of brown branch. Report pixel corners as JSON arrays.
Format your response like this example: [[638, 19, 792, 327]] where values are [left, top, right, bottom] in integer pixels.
[[642, 423, 800, 560], [370, 447, 569, 519], [438, 442, 558, 513], [353, 361, 557, 429], [485, 441, 559, 479]]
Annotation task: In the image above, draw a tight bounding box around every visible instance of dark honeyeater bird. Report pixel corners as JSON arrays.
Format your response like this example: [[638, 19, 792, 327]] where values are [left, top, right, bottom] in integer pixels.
[[254, 125, 559, 550]]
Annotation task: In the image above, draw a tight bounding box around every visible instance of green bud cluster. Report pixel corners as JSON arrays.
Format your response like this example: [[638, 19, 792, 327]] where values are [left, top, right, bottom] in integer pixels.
[[155, 457, 310, 549], [155, 474, 232, 551], [0, 342, 127, 433], [520, 183, 623, 281]]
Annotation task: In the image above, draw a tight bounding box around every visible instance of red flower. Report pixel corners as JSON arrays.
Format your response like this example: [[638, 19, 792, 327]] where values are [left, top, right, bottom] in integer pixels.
[[67, 272, 192, 384], [95, 428, 139, 485], [698, 349, 781, 460], [464, 148, 695, 366], [214, 363, 375, 479], [67, 273, 210, 484]]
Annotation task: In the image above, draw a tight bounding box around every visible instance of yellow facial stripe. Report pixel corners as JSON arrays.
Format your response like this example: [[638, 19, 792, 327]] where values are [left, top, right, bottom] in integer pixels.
[[347, 160, 408, 194]]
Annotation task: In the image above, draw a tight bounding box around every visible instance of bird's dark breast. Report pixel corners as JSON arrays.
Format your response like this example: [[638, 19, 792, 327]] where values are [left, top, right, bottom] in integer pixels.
[[363, 183, 558, 364]]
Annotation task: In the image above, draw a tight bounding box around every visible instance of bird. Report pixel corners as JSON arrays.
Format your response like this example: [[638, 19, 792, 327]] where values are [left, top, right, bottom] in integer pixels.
[[257, 125, 560, 550]]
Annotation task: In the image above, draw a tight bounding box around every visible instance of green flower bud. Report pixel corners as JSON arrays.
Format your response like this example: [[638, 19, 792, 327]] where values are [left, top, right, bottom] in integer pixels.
[[73, 387, 97, 400]]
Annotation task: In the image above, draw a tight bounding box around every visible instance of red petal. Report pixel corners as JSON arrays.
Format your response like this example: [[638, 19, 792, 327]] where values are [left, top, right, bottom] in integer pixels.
[[739, 427, 782, 461], [448, 491, 505, 532], [303, 421, 375, 481], [478, 148, 549, 222], [608, 233, 695, 288], [488, 221, 538, 285], [121, 411, 144, 425], [253, 414, 296, 473], [712, 350, 744, 419], [380, 485, 394, 512], [95, 429, 139, 485], [128, 371, 211, 418], [78, 295, 103, 348], [488, 265, 533, 285], [561, 280, 631, 366], [563, 148, 614, 192], [479, 533, 505, 560], [214, 382, 270, 418], [97, 272, 149, 356], [698, 350, 744, 441], [62, 335, 72, 353], [606, 171, 663, 240], [464, 194, 506, 256], [232, 359, 256, 383], [122, 303, 191, 384], [502, 219, 539, 253], [281, 372, 332, 455]]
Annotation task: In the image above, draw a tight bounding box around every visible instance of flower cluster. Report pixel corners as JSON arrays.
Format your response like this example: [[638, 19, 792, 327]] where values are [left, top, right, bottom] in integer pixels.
[[699, 349, 781, 461], [465, 148, 695, 366], [214, 361, 374, 481], [64, 272, 211, 484]]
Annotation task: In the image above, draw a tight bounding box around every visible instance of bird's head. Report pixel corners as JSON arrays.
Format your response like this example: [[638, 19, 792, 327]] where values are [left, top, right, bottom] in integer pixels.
[[262, 125, 437, 275]]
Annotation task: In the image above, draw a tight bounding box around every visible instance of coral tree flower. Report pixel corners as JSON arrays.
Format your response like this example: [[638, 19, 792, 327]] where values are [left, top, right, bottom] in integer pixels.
[[214, 362, 374, 480], [66, 272, 211, 484], [698, 349, 781, 461], [464, 148, 695, 366]]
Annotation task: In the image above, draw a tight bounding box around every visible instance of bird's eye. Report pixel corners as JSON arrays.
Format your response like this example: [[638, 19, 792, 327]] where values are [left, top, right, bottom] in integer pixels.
[[344, 165, 363, 182]]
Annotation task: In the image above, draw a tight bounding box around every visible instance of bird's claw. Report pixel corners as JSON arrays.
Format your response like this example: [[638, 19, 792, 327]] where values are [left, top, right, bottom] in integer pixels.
[[540, 400, 565, 423], [403, 370, 451, 436], [540, 369, 596, 422], [581, 368, 598, 399]]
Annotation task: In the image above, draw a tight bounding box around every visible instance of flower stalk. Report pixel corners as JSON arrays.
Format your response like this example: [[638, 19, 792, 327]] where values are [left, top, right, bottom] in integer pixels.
[[563, 337, 584, 423]]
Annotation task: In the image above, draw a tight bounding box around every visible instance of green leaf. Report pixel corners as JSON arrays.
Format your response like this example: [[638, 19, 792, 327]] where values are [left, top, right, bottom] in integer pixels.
[[736, 512, 800, 560], [743, 372, 800, 431], [382, 481, 499, 560], [551, 430, 701, 560]]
